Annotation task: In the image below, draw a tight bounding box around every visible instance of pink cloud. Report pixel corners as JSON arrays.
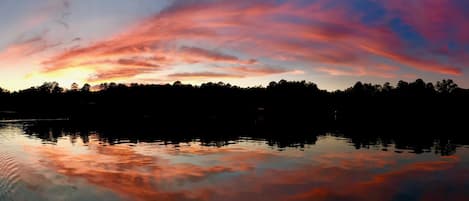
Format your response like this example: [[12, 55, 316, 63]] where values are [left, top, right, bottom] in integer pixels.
[[0, 35, 60, 63], [37, 0, 466, 84], [88, 67, 154, 82], [382, 0, 467, 42], [168, 72, 244, 79], [226, 66, 293, 76]]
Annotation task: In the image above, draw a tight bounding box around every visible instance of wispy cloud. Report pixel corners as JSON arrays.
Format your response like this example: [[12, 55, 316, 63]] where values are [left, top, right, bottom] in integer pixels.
[[0, 33, 61, 63], [168, 72, 244, 79], [316, 65, 398, 78], [226, 66, 293, 76]]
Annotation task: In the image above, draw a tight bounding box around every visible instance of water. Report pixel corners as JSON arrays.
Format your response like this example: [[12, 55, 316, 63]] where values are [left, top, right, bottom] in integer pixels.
[[0, 122, 468, 201]]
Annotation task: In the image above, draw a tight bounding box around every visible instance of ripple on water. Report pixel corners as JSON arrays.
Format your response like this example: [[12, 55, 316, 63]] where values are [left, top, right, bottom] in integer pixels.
[[0, 140, 21, 201]]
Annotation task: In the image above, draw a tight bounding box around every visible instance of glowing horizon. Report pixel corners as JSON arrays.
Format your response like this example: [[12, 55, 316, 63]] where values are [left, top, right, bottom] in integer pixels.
[[1, 0, 468, 91]]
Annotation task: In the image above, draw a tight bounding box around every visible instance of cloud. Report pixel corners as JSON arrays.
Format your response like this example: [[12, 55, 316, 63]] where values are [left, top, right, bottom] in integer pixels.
[[168, 72, 244, 79], [226, 66, 292, 76], [316, 65, 399, 78], [36, 0, 467, 84], [20, 0, 71, 30], [115, 58, 160, 68], [358, 44, 461, 75], [179, 46, 249, 63], [84, 57, 162, 82], [381, 0, 469, 43], [0, 34, 60, 64], [166, 65, 295, 81], [88, 67, 154, 82]]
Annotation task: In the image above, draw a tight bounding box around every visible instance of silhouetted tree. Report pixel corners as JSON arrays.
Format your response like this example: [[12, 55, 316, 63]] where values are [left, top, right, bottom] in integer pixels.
[[426, 82, 435, 92], [382, 82, 393, 92], [70, 83, 79, 91], [173, 81, 182, 86], [37, 82, 64, 94], [81, 83, 91, 92], [436, 79, 458, 94], [397, 80, 409, 88]]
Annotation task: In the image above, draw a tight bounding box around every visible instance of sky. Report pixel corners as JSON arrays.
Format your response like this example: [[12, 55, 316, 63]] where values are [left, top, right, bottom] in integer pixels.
[[0, 0, 468, 91]]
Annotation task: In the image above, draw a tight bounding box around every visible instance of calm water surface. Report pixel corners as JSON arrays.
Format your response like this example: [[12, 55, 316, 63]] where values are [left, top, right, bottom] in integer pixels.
[[0, 122, 468, 201]]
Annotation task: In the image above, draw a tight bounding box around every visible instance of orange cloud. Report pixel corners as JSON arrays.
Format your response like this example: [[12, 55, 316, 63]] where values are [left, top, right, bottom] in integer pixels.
[[115, 58, 160, 68], [88, 67, 155, 82]]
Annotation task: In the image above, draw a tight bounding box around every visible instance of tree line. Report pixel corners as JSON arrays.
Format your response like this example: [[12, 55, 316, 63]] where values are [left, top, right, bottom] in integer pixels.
[[0, 79, 468, 132], [0, 78, 465, 96]]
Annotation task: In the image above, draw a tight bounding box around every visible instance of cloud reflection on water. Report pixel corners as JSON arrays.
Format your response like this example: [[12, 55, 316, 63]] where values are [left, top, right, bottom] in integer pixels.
[[20, 134, 469, 201]]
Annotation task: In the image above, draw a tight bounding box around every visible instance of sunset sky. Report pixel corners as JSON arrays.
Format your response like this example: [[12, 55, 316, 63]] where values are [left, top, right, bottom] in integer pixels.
[[0, 0, 468, 91]]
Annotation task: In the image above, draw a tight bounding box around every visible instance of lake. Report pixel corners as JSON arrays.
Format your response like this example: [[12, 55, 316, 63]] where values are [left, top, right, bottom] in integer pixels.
[[0, 121, 468, 201]]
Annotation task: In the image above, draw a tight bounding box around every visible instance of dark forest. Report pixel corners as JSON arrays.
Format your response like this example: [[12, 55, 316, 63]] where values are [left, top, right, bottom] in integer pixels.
[[0, 79, 467, 133]]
